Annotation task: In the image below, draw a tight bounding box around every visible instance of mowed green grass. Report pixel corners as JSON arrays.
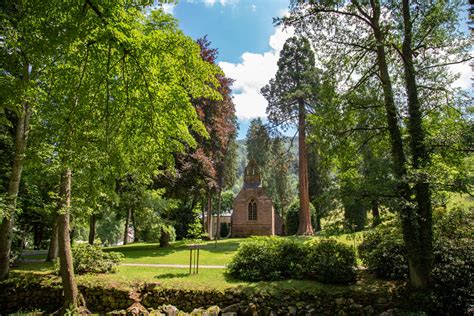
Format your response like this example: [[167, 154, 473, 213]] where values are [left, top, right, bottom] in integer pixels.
[[12, 261, 392, 293], [12, 235, 394, 292], [104, 238, 244, 266], [20, 235, 362, 266]]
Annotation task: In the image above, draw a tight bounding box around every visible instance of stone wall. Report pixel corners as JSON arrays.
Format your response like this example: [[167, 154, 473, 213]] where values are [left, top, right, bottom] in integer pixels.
[[0, 274, 405, 315]]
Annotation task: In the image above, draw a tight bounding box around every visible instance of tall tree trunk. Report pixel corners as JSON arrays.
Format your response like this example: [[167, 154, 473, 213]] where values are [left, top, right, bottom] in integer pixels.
[[400, 0, 433, 289], [206, 190, 213, 239], [0, 63, 31, 280], [216, 189, 221, 240], [123, 207, 131, 245], [131, 208, 138, 242], [371, 1, 408, 183], [201, 197, 206, 234], [33, 226, 43, 250], [57, 168, 79, 310], [371, 200, 381, 227], [46, 216, 59, 262], [370, 0, 431, 289], [88, 214, 96, 245], [297, 100, 313, 235]]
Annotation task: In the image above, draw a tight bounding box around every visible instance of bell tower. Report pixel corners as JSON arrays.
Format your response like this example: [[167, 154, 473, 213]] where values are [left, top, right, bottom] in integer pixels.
[[243, 159, 261, 188]]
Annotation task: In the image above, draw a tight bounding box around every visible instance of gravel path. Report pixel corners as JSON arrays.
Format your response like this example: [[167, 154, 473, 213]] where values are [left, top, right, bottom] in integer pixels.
[[122, 263, 226, 269]]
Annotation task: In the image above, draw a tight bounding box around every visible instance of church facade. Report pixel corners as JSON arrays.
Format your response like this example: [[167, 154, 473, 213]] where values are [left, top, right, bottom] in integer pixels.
[[231, 160, 283, 237]]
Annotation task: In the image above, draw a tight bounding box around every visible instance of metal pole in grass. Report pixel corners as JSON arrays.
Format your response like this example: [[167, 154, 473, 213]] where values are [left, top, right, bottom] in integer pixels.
[[189, 246, 192, 274], [188, 244, 201, 274], [197, 248, 200, 274]]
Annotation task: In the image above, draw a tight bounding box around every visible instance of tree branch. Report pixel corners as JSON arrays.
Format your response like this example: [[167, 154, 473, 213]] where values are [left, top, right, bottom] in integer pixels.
[[418, 57, 473, 71]]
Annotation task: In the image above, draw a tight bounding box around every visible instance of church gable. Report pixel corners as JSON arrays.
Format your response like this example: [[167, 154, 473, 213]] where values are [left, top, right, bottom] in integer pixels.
[[231, 160, 277, 237]]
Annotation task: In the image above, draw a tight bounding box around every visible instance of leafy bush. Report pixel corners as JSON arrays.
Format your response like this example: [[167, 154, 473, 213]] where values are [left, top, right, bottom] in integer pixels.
[[430, 208, 474, 314], [56, 243, 123, 275], [227, 237, 282, 281], [277, 237, 307, 279], [358, 224, 408, 279], [286, 200, 316, 235], [304, 239, 357, 284], [141, 221, 176, 245], [359, 208, 474, 313], [228, 237, 355, 284]]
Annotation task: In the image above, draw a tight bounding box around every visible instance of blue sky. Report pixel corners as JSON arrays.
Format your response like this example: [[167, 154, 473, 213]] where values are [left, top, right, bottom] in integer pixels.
[[161, 1, 472, 140], [162, 0, 293, 139]]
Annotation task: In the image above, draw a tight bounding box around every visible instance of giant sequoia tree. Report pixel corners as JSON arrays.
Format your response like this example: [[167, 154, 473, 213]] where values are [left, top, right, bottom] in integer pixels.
[[261, 36, 319, 235]]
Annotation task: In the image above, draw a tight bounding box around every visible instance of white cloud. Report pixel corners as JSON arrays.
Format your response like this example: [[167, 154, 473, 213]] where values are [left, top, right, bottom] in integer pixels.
[[449, 60, 472, 91], [219, 26, 294, 119], [250, 4, 256, 12], [203, 0, 239, 6], [161, 3, 175, 14]]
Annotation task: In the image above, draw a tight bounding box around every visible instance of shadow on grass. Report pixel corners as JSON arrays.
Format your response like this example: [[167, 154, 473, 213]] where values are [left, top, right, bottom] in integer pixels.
[[103, 242, 189, 259], [222, 269, 401, 295], [201, 240, 241, 254], [12, 261, 55, 272], [105, 239, 242, 261], [154, 272, 189, 279]]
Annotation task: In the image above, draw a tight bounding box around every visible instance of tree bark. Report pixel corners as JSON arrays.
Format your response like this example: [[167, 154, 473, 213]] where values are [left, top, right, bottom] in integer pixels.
[[400, 0, 433, 289], [46, 216, 59, 262], [370, 0, 432, 289], [88, 214, 96, 245], [131, 208, 138, 242], [57, 168, 79, 310], [206, 190, 213, 239], [0, 63, 32, 280], [33, 226, 43, 250], [123, 207, 131, 245], [297, 100, 314, 235], [216, 189, 221, 240], [201, 198, 206, 234], [159, 227, 170, 248], [371, 1, 408, 183], [371, 200, 381, 227]]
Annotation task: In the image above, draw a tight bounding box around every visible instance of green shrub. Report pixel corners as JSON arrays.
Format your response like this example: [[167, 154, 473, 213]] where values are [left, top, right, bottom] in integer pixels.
[[277, 238, 307, 279], [358, 225, 408, 279], [141, 221, 176, 244], [228, 237, 356, 283], [56, 243, 123, 275], [430, 208, 474, 314], [304, 239, 357, 284], [286, 200, 316, 235], [358, 208, 473, 313], [227, 237, 282, 281]]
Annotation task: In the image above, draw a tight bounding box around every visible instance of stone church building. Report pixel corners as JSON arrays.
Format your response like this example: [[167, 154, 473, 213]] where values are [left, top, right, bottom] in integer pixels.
[[231, 160, 283, 237]]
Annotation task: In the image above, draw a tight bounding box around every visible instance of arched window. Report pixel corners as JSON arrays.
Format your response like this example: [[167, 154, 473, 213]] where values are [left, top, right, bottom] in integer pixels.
[[248, 199, 257, 220]]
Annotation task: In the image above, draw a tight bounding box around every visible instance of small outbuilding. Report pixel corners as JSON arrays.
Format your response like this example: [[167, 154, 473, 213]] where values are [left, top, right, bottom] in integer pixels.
[[231, 160, 283, 237]]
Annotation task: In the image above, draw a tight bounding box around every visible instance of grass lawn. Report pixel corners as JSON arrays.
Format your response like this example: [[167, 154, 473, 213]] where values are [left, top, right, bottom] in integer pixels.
[[104, 238, 244, 266], [21, 235, 363, 266], [12, 261, 395, 295], [13, 235, 370, 292]]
